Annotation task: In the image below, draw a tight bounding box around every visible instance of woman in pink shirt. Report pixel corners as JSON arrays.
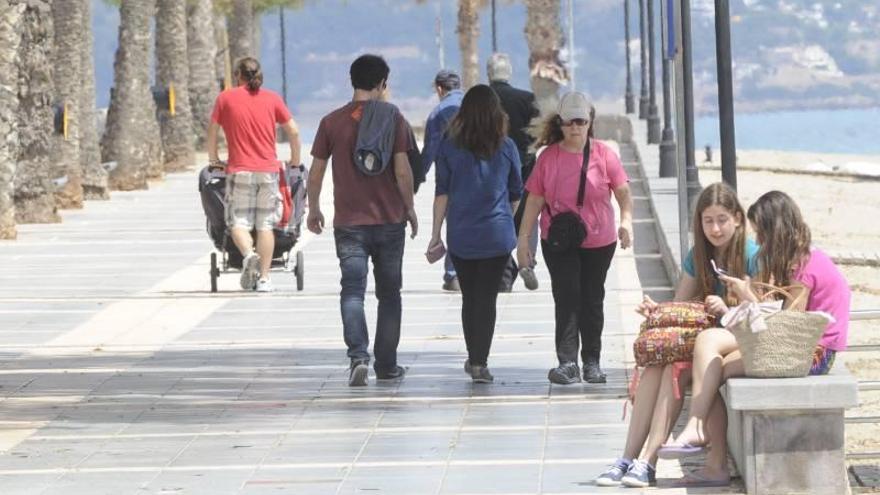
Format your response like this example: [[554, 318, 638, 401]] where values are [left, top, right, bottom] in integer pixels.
[[659, 190, 850, 487], [516, 92, 633, 385]]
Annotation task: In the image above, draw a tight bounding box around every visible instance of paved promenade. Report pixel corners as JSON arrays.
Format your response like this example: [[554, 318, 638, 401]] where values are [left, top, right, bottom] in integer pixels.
[[0, 145, 737, 494]]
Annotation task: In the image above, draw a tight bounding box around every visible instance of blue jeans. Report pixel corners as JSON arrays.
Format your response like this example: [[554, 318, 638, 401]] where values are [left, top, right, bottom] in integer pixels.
[[334, 223, 405, 373]]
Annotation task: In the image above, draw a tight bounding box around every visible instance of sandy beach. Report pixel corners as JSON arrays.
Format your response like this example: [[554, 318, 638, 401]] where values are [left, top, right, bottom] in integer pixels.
[[698, 149, 880, 469]]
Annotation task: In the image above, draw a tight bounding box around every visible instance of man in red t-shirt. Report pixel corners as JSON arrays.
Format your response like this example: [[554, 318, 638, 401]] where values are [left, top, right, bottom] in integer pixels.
[[207, 57, 301, 292], [307, 54, 417, 386]]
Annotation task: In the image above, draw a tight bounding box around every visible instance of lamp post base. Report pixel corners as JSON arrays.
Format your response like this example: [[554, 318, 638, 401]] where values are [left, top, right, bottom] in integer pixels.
[[659, 138, 676, 177], [647, 107, 661, 144]]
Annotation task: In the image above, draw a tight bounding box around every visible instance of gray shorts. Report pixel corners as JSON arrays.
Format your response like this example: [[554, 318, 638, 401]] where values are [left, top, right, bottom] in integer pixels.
[[225, 171, 283, 231]]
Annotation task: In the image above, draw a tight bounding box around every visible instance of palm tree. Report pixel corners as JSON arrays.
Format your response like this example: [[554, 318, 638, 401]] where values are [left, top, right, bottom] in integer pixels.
[[13, 0, 59, 224], [228, 0, 254, 65], [0, 2, 25, 239], [51, 0, 84, 209], [187, 0, 220, 149], [524, 0, 568, 112], [104, 0, 160, 190], [214, 11, 230, 90], [457, 0, 480, 89], [80, 0, 108, 200], [156, 0, 196, 171]]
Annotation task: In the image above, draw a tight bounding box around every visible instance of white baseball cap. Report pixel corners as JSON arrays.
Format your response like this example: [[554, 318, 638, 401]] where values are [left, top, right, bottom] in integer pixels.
[[557, 92, 592, 121]]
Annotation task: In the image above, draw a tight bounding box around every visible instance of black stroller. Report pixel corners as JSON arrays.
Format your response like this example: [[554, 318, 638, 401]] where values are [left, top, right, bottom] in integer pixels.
[[198, 163, 308, 292]]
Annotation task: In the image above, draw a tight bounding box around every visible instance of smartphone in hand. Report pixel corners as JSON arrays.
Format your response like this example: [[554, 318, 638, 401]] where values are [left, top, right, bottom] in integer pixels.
[[710, 259, 728, 276], [425, 240, 446, 264]]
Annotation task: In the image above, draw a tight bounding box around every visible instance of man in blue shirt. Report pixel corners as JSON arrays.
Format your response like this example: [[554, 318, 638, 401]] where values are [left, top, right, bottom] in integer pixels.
[[422, 70, 463, 291]]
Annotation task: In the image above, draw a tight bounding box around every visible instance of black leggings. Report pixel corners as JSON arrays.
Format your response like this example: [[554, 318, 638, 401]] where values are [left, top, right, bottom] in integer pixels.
[[542, 241, 617, 365], [450, 254, 509, 366]]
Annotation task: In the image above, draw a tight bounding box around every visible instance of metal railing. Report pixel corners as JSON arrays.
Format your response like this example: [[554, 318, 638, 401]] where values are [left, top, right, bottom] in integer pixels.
[[844, 308, 880, 462]]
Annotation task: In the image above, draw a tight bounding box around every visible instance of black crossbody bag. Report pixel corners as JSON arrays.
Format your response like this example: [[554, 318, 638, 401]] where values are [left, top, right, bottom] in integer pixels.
[[544, 140, 590, 253]]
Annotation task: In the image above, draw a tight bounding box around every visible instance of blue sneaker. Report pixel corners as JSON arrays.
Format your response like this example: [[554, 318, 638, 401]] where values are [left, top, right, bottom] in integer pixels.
[[595, 458, 632, 487], [621, 459, 656, 488]]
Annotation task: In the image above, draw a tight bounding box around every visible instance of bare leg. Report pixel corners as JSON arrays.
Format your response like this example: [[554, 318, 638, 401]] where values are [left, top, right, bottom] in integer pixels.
[[622, 366, 664, 460], [230, 227, 255, 258], [255, 229, 274, 278], [641, 365, 690, 466], [672, 328, 738, 446], [691, 351, 743, 482]]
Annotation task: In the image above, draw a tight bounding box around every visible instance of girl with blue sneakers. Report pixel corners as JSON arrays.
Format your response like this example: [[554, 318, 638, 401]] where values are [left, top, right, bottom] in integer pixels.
[[595, 182, 759, 488]]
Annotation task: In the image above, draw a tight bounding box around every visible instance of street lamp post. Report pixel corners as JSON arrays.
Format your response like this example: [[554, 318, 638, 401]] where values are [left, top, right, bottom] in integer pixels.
[[659, 0, 676, 177], [491, 0, 498, 52], [680, 0, 700, 209], [714, 0, 737, 189], [638, 0, 648, 119], [647, 0, 661, 143], [624, 0, 635, 113], [279, 7, 288, 106]]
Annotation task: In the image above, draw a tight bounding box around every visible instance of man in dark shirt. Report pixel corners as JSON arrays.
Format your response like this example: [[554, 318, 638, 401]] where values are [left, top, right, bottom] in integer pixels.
[[487, 53, 539, 292], [307, 54, 418, 387], [422, 70, 464, 291]]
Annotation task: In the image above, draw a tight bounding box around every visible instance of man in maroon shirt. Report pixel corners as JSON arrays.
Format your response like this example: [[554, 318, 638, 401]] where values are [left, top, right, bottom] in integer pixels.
[[207, 57, 301, 292], [307, 54, 417, 386]]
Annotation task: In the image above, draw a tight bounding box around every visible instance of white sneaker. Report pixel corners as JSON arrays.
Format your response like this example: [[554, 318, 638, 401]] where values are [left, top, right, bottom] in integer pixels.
[[255, 278, 274, 293], [240, 252, 261, 290]]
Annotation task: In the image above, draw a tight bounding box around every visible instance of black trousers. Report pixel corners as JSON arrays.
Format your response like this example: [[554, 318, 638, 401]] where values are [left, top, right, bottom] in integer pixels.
[[500, 190, 530, 289], [450, 254, 509, 366], [542, 241, 617, 365]]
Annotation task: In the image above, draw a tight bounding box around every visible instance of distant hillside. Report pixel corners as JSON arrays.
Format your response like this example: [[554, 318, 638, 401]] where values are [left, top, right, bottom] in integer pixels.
[[91, 0, 880, 128]]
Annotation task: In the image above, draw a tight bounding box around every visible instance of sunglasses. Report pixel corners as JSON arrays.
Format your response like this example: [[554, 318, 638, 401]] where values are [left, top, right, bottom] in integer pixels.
[[561, 118, 590, 127]]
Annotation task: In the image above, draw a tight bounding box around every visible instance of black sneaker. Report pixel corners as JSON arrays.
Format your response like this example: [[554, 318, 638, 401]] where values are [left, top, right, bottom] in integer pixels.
[[376, 365, 406, 380], [463, 359, 472, 375], [442, 277, 460, 292], [548, 362, 581, 385], [471, 365, 494, 383], [349, 360, 369, 386], [584, 359, 607, 383]]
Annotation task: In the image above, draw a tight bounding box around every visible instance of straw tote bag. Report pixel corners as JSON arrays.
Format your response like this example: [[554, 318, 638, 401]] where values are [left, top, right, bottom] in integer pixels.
[[726, 282, 830, 378]]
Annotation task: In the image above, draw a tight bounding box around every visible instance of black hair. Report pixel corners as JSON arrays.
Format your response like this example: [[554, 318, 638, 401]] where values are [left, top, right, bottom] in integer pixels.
[[234, 57, 263, 92], [350, 54, 390, 91]]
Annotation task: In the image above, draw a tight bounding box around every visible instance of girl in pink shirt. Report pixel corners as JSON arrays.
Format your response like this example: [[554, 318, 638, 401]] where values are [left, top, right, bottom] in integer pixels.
[[660, 190, 850, 487], [517, 92, 633, 385]]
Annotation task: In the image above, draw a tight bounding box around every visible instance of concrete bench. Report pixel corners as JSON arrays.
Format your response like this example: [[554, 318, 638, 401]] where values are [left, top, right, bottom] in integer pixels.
[[720, 367, 859, 495]]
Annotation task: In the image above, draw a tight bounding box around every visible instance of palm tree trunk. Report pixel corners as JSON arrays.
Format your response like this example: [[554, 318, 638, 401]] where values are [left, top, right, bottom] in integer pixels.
[[214, 12, 230, 90], [51, 0, 84, 209], [524, 0, 568, 112], [105, 0, 159, 191], [187, 0, 219, 150], [80, 0, 108, 200], [13, 0, 59, 224], [0, 2, 25, 239], [252, 14, 261, 61], [144, 2, 164, 181], [228, 0, 253, 65], [457, 0, 480, 89], [156, 0, 195, 172]]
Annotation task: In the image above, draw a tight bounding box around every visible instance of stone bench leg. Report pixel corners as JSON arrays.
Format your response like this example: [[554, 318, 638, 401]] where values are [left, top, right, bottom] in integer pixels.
[[730, 408, 849, 495]]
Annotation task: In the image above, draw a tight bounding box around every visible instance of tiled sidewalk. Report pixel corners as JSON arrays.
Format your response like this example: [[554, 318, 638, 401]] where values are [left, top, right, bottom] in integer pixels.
[[0, 146, 736, 494]]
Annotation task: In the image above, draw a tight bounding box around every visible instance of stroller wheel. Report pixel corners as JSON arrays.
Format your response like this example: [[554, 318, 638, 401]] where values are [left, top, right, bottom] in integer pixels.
[[295, 251, 304, 291], [210, 252, 219, 293]]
